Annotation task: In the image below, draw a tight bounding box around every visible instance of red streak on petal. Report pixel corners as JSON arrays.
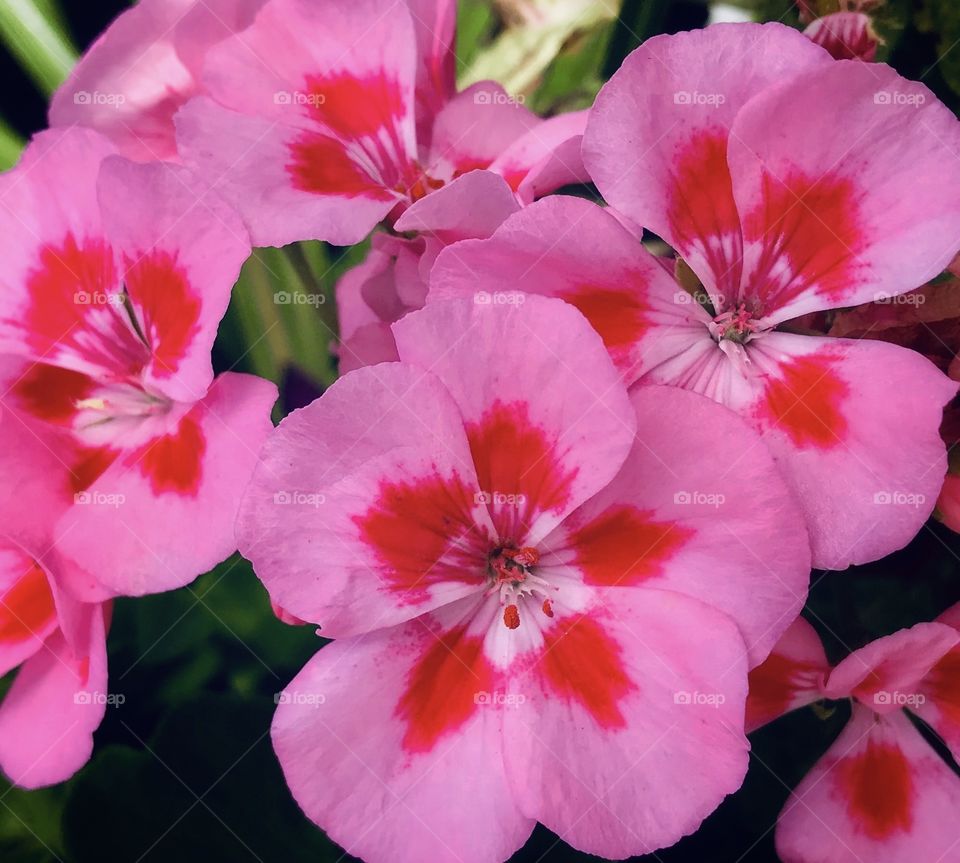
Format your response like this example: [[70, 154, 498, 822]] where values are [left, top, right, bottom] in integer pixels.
[[761, 351, 849, 449], [124, 250, 200, 379], [540, 616, 635, 729], [287, 132, 395, 199], [304, 72, 406, 139], [562, 285, 649, 360], [0, 559, 55, 644], [746, 652, 824, 729], [131, 413, 205, 496], [570, 506, 692, 586], [70, 446, 118, 495], [353, 473, 485, 603], [836, 739, 914, 839], [12, 364, 94, 425], [927, 648, 960, 727], [396, 625, 495, 753]]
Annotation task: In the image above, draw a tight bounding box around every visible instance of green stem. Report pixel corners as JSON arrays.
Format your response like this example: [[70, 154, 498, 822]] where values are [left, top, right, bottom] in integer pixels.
[[0, 0, 77, 95], [0, 117, 24, 170]]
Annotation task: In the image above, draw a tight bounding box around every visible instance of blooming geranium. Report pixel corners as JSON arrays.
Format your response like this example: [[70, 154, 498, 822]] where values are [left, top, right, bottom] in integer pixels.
[[431, 23, 960, 569], [0, 128, 276, 598], [173, 0, 589, 247], [747, 607, 960, 862], [237, 296, 811, 861]]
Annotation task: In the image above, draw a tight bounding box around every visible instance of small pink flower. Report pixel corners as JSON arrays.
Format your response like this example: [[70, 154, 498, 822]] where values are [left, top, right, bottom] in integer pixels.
[[432, 23, 960, 569], [804, 12, 880, 61], [238, 296, 811, 861], [0, 128, 277, 598], [748, 608, 960, 863], [50, 0, 267, 161], [173, 0, 589, 247]]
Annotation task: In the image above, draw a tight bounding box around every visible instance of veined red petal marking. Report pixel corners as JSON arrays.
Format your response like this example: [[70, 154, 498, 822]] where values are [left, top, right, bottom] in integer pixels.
[[926, 648, 960, 727], [743, 169, 866, 308], [303, 72, 406, 139], [396, 625, 495, 753], [761, 351, 849, 449], [836, 739, 914, 839], [124, 250, 200, 379], [287, 132, 395, 199], [562, 286, 649, 357], [570, 506, 692, 586], [540, 615, 635, 729], [12, 364, 94, 425], [353, 473, 485, 602], [131, 413, 205, 496], [0, 559, 55, 644], [746, 652, 823, 728]]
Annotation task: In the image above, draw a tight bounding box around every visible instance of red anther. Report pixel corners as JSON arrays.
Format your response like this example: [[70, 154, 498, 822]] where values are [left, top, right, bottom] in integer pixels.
[[504, 546, 540, 567], [503, 604, 521, 629], [542, 599, 554, 618]]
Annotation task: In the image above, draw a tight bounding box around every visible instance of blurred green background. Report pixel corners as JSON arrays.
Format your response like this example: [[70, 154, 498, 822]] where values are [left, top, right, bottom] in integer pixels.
[[1, 1, 959, 861]]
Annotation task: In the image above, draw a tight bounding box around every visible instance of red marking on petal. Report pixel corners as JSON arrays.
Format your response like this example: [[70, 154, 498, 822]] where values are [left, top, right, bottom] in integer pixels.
[[500, 168, 527, 192], [743, 170, 866, 308], [12, 364, 94, 425], [287, 132, 395, 199], [70, 446, 118, 495], [0, 559, 55, 644], [396, 625, 495, 753], [353, 473, 486, 602], [668, 128, 741, 294], [746, 652, 824, 729], [562, 286, 649, 360], [303, 72, 406, 139], [761, 352, 849, 449], [570, 506, 692, 586], [540, 615, 635, 729], [466, 401, 577, 540], [131, 413, 205, 496], [927, 648, 960, 727], [452, 157, 493, 179], [124, 251, 200, 379], [836, 739, 914, 839]]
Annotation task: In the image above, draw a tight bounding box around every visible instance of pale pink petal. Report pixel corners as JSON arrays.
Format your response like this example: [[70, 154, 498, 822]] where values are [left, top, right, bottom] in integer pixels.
[[804, 12, 879, 61], [502, 589, 749, 858], [776, 706, 960, 863], [730, 61, 960, 322], [54, 372, 277, 596], [338, 323, 400, 374], [583, 23, 829, 305], [0, 599, 108, 789], [406, 0, 457, 138], [272, 599, 534, 863], [429, 196, 715, 385], [541, 385, 810, 665], [746, 615, 829, 732], [825, 622, 958, 712], [393, 297, 637, 541], [237, 363, 488, 636]]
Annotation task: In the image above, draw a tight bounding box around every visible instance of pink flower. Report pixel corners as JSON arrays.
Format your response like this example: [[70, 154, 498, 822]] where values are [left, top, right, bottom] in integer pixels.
[[747, 608, 960, 862], [50, 0, 267, 161], [174, 0, 589, 247], [432, 23, 960, 569], [237, 296, 811, 861], [804, 12, 880, 61], [0, 128, 277, 599]]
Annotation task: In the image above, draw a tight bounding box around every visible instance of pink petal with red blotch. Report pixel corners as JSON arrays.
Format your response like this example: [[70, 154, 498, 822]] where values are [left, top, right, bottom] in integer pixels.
[[54, 372, 276, 596], [804, 12, 878, 61], [542, 385, 810, 665], [177, 0, 418, 246], [393, 297, 636, 543], [0, 594, 107, 789], [739, 333, 955, 570], [502, 589, 749, 858], [776, 706, 960, 863], [0, 541, 58, 677], [746, 615, 828, 732], [406, 0, 457, 141], [729, 61, 960, 323], [429, 196, 711, 383], [912, 603, 960, 763], [825, 622, 959, 712], [98, 156, 250, 402], [490, 109, 589, 203], [583, 23, 829, 307], [49, 0, 266, 161], [273, 596, 534, 863], [237, 363, 490, 636]]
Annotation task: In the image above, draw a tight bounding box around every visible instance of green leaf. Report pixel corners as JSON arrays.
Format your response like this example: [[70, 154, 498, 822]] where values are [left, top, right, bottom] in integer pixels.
[[0, 0, 77, 96]]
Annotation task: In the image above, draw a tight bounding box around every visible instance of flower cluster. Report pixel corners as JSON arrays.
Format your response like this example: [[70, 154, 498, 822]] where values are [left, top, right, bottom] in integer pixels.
[[2, 2, 959, 863]]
